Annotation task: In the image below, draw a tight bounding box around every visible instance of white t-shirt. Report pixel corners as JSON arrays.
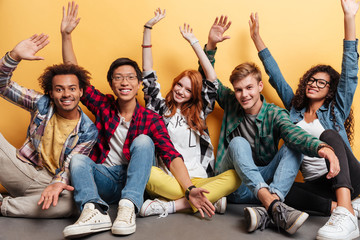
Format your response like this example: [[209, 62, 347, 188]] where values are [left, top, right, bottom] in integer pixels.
[[296, 119, 328, 181], [166, 109, 206, 179], [103, 114, 130, 167]]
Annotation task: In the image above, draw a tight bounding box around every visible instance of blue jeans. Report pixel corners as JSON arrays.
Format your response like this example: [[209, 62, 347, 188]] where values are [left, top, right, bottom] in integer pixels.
[[70, 134, 155, 213], [218, 137, 302, 203]]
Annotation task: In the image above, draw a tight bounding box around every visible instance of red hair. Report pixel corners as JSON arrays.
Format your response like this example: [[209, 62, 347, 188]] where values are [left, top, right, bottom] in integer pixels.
[[165, 70, 206, 135]]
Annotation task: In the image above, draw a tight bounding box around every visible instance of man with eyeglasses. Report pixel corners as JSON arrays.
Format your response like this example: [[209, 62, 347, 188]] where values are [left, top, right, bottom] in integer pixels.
[[60, 2, 214, 238]]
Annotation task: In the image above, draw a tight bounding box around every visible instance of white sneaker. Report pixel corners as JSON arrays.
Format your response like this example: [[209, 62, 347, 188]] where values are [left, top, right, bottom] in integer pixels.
[[214, 197, 227, 214], [316, 206, 359, 240], [63, 203, 112, 238], [352, 197, 360, 219], [111, 200, 136, 235], [140, 199, 169, 218]]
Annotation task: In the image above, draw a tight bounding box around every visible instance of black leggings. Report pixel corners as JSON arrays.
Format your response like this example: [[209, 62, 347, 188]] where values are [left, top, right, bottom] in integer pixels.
[[285, 129, 360, 216]]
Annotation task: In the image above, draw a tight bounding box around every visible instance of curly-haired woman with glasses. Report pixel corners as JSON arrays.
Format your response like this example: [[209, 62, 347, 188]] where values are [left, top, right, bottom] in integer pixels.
[[249, 0, 360, 239]]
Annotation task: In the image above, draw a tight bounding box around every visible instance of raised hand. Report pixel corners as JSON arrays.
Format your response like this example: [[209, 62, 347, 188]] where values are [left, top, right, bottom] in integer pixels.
[[249, 13, 260, 41], [249, 12, 266, 52], [188, 187, 215, 218], [145, 8, 166, 28], [10, 34, 49, 61], [179, 23, 198, 45], [61, 1, 80, 35], [207, 15, 231, 49], [341, 0, 360, 17]]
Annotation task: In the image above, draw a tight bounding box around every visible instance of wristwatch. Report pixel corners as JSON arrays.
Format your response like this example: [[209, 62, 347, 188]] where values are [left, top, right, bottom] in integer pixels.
[[185, 185, 196, 200]]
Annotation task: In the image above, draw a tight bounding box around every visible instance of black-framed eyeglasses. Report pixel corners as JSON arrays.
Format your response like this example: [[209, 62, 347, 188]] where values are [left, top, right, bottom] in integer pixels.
[[112, 74, 137, 82], [306, 77, 330, 89]]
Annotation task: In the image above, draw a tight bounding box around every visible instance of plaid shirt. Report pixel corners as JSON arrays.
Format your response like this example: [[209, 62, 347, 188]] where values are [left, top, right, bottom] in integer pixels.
[[0, 53, 98, 185], [81, 85, 181, 168], [142, 70, 217, 176], [201, 47, 324, 172]]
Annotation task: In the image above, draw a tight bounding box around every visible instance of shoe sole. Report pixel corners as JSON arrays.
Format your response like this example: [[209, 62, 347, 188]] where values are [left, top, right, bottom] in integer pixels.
[[63, 222, 112, 239], [111, 224, 136, 235], [286, 212, 309, 235], [316, 229, 359, 240], [244, 207, 257, 232]]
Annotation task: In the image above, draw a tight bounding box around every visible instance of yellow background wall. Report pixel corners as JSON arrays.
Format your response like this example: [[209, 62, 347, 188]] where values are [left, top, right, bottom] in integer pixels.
[[0, 0, 359, 164]]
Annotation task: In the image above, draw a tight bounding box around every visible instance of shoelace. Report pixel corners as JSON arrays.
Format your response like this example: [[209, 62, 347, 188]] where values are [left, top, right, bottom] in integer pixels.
[[327, 211, 346, 226], [273, 203, 288, 232], [77, 208, 99, 224], [152, 199, 168, 218], [116, 205, 134, 223], [257, 209, 271, 231]]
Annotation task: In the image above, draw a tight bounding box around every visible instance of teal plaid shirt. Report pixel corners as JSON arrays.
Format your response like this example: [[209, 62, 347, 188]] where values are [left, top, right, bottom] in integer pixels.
[[200, 47, 324, 173]]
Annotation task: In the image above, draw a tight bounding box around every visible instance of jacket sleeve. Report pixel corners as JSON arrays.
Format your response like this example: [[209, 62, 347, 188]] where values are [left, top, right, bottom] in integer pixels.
[[335, 39, 359, 119], [258, 48, 294, 110], [142, 70, 168, 116], [0, 52, 43, 112]]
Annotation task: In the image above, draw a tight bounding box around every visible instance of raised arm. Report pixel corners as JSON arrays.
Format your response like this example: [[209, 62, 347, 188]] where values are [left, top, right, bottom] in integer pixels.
[[342, 0, 359, 40], [0, 34, 49, 111], [249, 13, 266, 52], [334, 0, 359, 119], [61, 1, 80, 65], [180, 24, 217, 82], [249, 13, 294, 109], [142, 8, 166, 72], [206, 15, 231, 51]]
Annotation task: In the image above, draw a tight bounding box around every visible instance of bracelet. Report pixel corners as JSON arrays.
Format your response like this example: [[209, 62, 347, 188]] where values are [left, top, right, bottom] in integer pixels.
[[141, 44, 152, 48], [190, 39, 199, 46], [185, 185, 196, 200], [317, 143, 335, 153], [144, 25, 152, 29]]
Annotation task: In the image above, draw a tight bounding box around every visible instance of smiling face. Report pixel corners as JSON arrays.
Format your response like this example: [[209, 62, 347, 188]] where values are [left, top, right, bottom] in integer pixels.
[[50, 74, 83, 120], [110, 65, 140, 105], [232, 75, 263, 115], [305, 72, 330, 103], [172, 76, 193, 107]]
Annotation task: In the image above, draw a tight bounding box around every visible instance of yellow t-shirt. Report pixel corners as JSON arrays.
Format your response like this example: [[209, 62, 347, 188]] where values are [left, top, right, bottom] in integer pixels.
[[40, 113, 79, 174]]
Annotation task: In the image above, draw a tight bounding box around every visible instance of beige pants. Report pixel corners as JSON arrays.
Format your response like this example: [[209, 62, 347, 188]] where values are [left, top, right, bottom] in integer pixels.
[[0, 133, 75, 218]]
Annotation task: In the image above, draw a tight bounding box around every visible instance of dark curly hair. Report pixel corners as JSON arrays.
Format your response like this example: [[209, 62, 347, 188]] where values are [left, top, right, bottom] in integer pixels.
[[38, 64, 91, 95], [291, 64, 354, 145]]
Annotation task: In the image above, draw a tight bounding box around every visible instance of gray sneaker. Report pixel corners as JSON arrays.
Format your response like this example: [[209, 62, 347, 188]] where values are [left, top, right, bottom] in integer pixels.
[[271, 201, 309, 234], [244, 206, 271, 232]]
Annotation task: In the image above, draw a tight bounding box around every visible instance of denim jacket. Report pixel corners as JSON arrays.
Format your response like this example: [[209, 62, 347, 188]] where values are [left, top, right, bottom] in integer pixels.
[[0, 52, 98, 185], [258, 40, 359, 148]]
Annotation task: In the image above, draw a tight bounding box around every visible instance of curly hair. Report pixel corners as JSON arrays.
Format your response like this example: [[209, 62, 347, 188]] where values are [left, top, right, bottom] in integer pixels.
[[38, 64, 91, 95], [164, 70, 207, 135], [291, 64, 354, 145]]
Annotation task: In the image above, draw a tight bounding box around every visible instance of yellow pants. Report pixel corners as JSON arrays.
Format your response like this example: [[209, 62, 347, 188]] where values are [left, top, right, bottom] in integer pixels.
[[146, 167, 241, 212]]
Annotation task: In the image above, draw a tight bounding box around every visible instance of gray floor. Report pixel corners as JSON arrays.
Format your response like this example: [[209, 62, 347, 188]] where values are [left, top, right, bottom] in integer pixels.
[[2, 203, 358, 240]]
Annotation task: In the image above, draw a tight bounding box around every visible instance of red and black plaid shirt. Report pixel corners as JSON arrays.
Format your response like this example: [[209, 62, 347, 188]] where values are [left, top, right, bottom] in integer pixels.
[[81, 85, 181, 168]]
